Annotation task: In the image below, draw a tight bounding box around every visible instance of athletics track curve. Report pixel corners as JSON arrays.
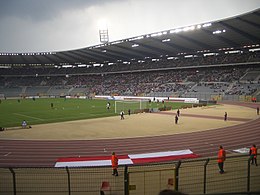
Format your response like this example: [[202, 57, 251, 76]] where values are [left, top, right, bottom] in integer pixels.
[[0, 102, 259, 167]]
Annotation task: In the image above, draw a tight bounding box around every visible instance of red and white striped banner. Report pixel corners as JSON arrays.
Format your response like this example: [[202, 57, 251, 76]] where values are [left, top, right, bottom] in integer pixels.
[[55, 149, 198, 167]]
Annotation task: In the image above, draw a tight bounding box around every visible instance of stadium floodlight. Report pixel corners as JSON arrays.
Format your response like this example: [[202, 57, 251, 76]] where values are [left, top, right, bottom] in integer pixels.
[[62, 65, 72, 68], [183, 26, 195, 32], [249, 48, 260, 52], [111, 40, 123, 45], [99, 30, 109, 43], [162, 39, 170, 42], [99, 29, 109, 43], [202, 23, 212, 28], [98, 19, 109, 43], [151, 32, 163, 37], [184, 55, 194, 58], [129, 36, 144, 41], [78, 64, 87, 67], [213, 29, 226, 34], [174, 28, 182, 33], [132, 44, 139, 48], [197, 24, 202, 29]]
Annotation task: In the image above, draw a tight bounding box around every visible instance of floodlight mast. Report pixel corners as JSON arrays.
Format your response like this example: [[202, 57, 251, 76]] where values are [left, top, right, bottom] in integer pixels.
[[99, 29, 109, 43]]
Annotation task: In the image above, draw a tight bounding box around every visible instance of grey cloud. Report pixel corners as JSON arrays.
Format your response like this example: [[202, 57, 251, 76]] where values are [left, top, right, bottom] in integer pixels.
[[0, 0, 260, 53], [0, 0, 123, 21]]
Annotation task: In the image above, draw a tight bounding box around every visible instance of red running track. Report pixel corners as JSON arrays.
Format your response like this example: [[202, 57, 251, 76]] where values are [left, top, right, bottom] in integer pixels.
[[0, 102, 259, 167]]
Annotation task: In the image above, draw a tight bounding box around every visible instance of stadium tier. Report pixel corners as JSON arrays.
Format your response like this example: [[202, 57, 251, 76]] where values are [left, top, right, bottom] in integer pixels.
[[0, 63, 259, 100]]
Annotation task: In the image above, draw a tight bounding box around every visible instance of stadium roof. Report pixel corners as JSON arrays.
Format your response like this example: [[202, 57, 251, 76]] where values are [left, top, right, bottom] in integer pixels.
[[0, 8, 260, 67]]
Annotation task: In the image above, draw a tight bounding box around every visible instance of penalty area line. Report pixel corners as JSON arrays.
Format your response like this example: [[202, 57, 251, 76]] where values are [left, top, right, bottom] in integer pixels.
[[13, 113, 44, 121]]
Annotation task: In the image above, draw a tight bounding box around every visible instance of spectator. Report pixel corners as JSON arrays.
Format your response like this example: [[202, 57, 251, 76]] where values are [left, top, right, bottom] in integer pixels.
[[218, 145, 226, 174], [111, 152, 119, 176], [21, 120, 27, 129]]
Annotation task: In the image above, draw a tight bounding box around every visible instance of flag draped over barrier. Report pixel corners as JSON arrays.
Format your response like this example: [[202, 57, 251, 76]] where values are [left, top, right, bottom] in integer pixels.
[[55, 149, 199, 167]]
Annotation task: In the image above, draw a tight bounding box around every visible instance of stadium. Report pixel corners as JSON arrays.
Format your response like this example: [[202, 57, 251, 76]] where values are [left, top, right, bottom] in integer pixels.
[[0, 6, 260, 195]]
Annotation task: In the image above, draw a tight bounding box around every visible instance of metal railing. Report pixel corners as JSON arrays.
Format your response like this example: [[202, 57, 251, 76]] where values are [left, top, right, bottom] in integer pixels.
[[0, 155, 259, 195]]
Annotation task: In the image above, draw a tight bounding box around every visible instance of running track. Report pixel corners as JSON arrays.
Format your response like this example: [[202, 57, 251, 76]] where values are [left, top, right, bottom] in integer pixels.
[[0, 102, 259, 167]]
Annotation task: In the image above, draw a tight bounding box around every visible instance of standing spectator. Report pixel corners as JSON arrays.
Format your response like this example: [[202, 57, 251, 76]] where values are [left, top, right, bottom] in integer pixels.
[[249, 144, 258, 166], [218, 145, 226, 174], [111, 152, 119, 176], [106, 102, 110, 110], [177, 109, 180, 117], [175, 115, 178, 124], [21, 120, 27, 129], [51, 103, 54, 109], [224, 112, 228, 121], [120, 110, 125, 120], [257, 107, 259, 115], [128, 109, 131, 116]]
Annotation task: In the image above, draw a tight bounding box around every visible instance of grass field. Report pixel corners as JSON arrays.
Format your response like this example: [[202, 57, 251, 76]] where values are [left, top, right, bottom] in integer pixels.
[[0, 98, 190, 128]]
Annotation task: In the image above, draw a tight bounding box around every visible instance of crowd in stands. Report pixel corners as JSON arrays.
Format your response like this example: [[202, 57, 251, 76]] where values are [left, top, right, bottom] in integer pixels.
[[0, 51, 259, 98], [1, 66, 259, 98], [226, 83, 258, 95]]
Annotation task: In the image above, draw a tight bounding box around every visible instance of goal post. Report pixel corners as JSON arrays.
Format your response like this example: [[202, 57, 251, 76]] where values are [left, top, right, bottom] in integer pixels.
[[0, 94, 5, 99], [115, 100, 149, 114]]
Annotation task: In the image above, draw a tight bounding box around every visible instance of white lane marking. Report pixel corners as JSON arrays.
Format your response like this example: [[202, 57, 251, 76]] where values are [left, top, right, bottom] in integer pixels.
[[4, 152, 12, 156]]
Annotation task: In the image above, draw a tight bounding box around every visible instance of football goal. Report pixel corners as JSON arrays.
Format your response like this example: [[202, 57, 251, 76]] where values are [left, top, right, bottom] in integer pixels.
[[0, 94, 5, 99], [115, 100, 149, 114]]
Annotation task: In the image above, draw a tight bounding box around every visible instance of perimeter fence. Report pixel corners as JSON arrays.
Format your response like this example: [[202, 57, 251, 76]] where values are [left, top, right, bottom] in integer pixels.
[[0, 154, 260, 195]]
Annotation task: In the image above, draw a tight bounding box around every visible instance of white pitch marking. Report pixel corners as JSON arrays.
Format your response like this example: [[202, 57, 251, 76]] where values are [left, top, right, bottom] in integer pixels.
[[14, 113, 44, 121]]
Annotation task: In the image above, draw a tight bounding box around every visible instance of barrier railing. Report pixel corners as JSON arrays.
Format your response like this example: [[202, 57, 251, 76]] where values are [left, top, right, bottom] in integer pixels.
[[0, 155, 259, 195]]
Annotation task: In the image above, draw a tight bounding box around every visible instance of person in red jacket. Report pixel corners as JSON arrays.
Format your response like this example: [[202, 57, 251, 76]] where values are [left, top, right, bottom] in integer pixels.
[[249, 144, 258, 166], [111, 152, 119, 176], [218, 145, 226, 174]]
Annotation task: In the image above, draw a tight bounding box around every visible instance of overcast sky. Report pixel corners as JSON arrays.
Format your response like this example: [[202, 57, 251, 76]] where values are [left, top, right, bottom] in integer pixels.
[[0, 0, 259, 53]]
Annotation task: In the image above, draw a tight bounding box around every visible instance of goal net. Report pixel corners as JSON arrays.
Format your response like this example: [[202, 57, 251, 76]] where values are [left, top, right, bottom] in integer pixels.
[[115, 100, 149, 114], [0, 94, 5, 99]]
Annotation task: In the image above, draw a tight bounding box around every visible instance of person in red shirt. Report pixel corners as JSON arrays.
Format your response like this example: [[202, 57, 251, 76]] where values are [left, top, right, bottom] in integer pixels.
[[249, 144, 258, 166], [218, 145, 226, 174], [111, 152, 119, 176]]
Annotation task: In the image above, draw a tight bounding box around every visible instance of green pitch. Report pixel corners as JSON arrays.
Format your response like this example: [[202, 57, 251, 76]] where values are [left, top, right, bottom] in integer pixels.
[[0, 98, 190, 128]]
